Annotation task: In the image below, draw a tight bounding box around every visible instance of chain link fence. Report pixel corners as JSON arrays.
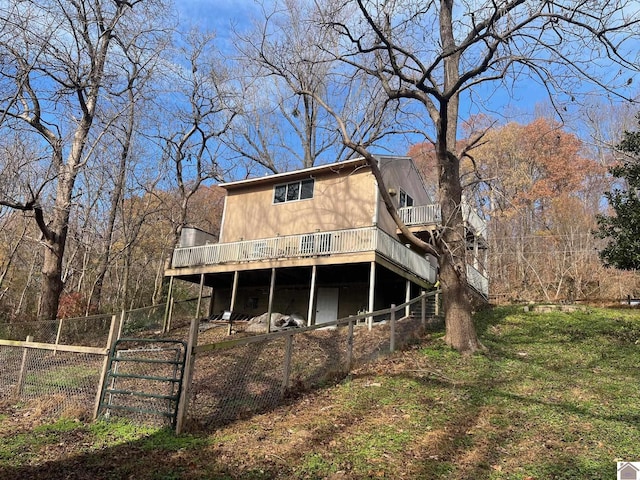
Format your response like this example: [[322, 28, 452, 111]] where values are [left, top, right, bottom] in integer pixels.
[[183, 291, 442, 432], [0, 292, 442, 430]]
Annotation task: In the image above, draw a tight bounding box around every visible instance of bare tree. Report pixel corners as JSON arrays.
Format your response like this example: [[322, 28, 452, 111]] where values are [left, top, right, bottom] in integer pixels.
[[311, 0, 639, 353], [151, 30, 235, 303], [229, 0, 361, 173], [0, 0, 171, 320]]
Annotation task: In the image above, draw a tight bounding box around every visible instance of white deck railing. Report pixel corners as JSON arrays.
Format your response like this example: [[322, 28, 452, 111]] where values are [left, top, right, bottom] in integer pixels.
[[171, 226, 437, 283], [400, 202, 486, 240], [467, 264, 489, 297], [398, 204, 441, 226], [462, 203, 487, 239]]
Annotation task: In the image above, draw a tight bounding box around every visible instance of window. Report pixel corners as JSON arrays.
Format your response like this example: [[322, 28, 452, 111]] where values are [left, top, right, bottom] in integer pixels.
[[399, 189, 414, 208], [274, 178, 314, 203]]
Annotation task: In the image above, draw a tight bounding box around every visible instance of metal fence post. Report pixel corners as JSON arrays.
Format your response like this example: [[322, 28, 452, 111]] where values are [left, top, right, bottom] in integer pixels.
[[15, 335, 33, 399], [390, 304, 396, 353], [176, 318, 200, 435]]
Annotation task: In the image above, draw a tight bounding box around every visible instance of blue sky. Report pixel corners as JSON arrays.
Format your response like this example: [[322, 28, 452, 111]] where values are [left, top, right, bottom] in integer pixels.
[[176, 0, 259, 37], [173, 0, 639, 161]]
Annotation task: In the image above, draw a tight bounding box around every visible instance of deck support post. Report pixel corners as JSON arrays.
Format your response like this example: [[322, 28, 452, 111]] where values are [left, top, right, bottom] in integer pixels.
[[405, 279, 411, 318], [228, 271, 240, 335], [162, 276, 174, 333], [208, 287, 215, 317], [267, 268, 276, 334], [307, 265, 317, 326], [368, 261, 376, 330], [195, 273, 205, 319], [230, 271, 239, 312]]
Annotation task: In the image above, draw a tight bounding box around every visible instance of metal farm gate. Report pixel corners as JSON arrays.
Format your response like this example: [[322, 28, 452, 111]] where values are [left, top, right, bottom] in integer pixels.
[[97, 338, 187, 428]]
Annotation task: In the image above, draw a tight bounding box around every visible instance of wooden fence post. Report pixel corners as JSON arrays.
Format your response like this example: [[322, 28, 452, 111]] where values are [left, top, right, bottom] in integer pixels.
[[435, 292, 440, 316], [93, 315, 121, 420], [176, 318, 199, 435], [15, 335, 33, 399], [390, 304, 396, 353], [420, 291, 426, 328], [347, 320, 354, 370], [54, 319, 63, 356]]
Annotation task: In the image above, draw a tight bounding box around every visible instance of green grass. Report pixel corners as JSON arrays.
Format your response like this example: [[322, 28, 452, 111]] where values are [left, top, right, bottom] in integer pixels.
[[24, 364, 97, 391], [1, 306, 639, 479]]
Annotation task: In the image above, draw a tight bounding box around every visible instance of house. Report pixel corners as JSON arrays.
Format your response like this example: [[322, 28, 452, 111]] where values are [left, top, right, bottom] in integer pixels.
[[164, 156, 488, 327], [619, 463, 640, 480]]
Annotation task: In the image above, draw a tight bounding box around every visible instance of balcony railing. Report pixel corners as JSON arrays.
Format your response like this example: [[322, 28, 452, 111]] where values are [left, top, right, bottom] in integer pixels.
[[399, 202, 486, 240], [398, 204, 441, 226], [467, 264, 489, 298], [171, 226, 437, 283]]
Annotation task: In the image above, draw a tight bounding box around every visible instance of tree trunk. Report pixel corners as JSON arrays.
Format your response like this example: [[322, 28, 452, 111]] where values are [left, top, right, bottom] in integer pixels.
[[437, 158, 481, 353], [40, 238, 66, 320], [436, 0, 481, 354]]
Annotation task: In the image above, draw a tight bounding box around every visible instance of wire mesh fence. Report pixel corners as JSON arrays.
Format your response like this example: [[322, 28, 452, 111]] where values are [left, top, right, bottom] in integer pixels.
[[0, 291, 442, 431], [0, 313, 114, 346], [183, 291, 443, 432], [16, 349, 104, 418]]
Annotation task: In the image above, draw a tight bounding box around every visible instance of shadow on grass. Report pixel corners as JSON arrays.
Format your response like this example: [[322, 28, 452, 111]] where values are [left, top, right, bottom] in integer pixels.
[[0, 428, 280, 480]]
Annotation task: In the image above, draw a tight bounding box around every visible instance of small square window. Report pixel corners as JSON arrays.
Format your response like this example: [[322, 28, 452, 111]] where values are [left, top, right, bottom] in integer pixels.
[[399, 189, 414, 208], [300, 179, 314, 199], [274, 185, 286, 203], [286, 182, 300, 201]]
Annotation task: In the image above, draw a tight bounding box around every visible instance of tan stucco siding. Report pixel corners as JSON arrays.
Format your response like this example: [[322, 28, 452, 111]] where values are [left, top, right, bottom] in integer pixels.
[[221, 169, 376, 242]]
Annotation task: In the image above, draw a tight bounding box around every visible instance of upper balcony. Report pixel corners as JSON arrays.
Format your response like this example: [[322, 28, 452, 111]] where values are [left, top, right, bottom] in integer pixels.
[[170, 226, 437, 284], [398, 202, 487, 242]]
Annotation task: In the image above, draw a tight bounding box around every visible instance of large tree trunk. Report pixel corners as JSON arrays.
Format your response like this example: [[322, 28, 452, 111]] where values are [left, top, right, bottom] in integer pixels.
[[40, 236, 66, 321], [37, 165, 75, 321], [437, 153, 481, 353], [440, 257, 476, 351], [435, 0, 481, 354]]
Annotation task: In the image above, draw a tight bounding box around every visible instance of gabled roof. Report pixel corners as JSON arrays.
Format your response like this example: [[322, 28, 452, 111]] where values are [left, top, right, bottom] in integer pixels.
[[219, 155, 415, 191], [219, 158, 369, 191]]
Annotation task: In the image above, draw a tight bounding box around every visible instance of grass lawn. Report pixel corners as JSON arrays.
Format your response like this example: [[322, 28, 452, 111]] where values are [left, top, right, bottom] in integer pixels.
[[0, 305, 639, 479]]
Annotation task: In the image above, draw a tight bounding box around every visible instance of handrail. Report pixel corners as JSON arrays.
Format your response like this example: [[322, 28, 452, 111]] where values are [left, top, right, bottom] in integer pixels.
[[466, 264, 489, 297], [171, 226, 436, 283]]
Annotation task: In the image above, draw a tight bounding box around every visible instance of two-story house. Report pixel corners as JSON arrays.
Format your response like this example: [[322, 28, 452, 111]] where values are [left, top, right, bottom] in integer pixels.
[[164, 155, 487, 327]]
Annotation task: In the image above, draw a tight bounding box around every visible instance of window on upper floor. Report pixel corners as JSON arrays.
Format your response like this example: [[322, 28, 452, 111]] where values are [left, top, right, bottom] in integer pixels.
[[399, 189, 414, 208], [273, 178, 315, 203]]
